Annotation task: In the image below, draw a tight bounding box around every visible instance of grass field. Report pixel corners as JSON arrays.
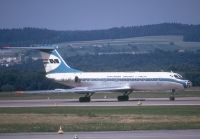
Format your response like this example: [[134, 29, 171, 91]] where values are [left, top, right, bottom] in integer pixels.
[[0, 106, 200, 132], [59, 35, 200, 56]]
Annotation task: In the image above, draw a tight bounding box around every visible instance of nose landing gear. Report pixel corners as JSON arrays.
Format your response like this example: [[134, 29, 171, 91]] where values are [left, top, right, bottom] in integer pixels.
[[169, 89, 175, 101]]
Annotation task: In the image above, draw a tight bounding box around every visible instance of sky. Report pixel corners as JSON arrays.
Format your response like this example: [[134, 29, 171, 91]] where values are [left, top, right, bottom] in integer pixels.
[[0, 0, 200, 30]]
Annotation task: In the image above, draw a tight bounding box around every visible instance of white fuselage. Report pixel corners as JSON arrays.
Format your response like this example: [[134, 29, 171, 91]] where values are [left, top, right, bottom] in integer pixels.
[[46, 72, 188, 92]]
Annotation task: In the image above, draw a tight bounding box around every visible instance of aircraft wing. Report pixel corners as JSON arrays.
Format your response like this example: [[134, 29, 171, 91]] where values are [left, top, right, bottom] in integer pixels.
[[16, 86, 132, 94], [67, 86, 132, 93]]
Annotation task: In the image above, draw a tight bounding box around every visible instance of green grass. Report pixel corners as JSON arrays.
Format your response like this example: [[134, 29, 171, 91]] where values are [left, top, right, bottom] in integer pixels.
[[1, 122, 200, 133], [0, 106, 200, 132], [59, 35, 200, 55]]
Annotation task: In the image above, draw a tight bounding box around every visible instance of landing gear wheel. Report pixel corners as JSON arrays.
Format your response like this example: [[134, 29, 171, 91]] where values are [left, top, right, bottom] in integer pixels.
[[79, 97, 91, 102], [117, 95, 129, 101], [169, 96, 175, 101], [169, 89, 175, 101]]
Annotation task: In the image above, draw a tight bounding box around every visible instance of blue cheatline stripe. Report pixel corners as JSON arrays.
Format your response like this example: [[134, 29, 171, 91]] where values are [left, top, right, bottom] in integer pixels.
[[47, 49, 81, 74], [61, 77, 186, 87]]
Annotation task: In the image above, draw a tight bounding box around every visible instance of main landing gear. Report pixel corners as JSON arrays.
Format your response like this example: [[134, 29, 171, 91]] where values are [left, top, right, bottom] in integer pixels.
[[117, 91, 132, 101], [169, 89, 175, 101], [79, 93, 93, 102]]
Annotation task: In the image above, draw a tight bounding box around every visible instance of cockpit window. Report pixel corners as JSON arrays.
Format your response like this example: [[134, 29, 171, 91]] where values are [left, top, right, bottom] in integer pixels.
[[174, 74, 183, 79], [174, 75, 179, 78]]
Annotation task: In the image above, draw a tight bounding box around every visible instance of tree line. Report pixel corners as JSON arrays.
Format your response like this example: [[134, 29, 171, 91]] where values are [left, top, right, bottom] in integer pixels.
[[0, 23, 200, 46]]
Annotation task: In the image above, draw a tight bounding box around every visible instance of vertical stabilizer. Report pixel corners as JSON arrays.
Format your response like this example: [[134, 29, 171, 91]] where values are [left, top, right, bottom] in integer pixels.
[[1, 46, 81, 74], [39, 48, 80, 74]]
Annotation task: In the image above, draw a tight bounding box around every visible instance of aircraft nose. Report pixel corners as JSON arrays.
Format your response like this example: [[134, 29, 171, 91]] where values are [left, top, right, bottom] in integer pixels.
[[185, 80, 192, 88]]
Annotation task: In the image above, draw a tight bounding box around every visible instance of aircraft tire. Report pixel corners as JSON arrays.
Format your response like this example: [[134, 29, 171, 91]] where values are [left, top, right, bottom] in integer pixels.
[[117, 95, 129, 101], [169, 96, 175, 101], [79, 97, 91, 102]]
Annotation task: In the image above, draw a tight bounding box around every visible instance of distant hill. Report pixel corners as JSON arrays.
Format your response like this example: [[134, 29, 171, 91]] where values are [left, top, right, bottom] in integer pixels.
[[0, 23, 200, 45]]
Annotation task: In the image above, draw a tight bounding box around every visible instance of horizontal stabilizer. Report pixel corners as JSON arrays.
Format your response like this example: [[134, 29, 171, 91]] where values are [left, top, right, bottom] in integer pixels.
[[1, 46, 56, 51], [1, 46, 81, 73]]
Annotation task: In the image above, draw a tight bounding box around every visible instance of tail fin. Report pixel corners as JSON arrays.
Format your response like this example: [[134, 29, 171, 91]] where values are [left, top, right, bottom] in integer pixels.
[[1, 46, 81, 74], [39, 48, 80, 74]]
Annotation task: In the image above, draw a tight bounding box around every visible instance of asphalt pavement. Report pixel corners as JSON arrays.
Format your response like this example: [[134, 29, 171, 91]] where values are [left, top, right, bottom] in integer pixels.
[[1, 130, 200, 139], [0, 97, 200, 107]]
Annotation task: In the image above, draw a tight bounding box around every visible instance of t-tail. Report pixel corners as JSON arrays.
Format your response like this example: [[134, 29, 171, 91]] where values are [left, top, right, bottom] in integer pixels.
[[2, 46, 81, 74], [39, 48, 81, 74]]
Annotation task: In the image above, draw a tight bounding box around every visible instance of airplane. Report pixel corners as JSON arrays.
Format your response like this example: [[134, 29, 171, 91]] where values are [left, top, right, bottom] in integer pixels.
[[2, 46, 192, 102]]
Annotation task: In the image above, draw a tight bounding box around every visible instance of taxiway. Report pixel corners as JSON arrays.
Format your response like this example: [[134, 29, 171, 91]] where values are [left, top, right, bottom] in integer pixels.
[[0, 97, 200, 107], [0, 130, 200, 139]]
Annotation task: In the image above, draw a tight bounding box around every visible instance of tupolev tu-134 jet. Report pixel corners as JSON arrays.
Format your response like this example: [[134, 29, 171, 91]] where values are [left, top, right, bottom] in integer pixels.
[[2, 46, 192, 102]]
